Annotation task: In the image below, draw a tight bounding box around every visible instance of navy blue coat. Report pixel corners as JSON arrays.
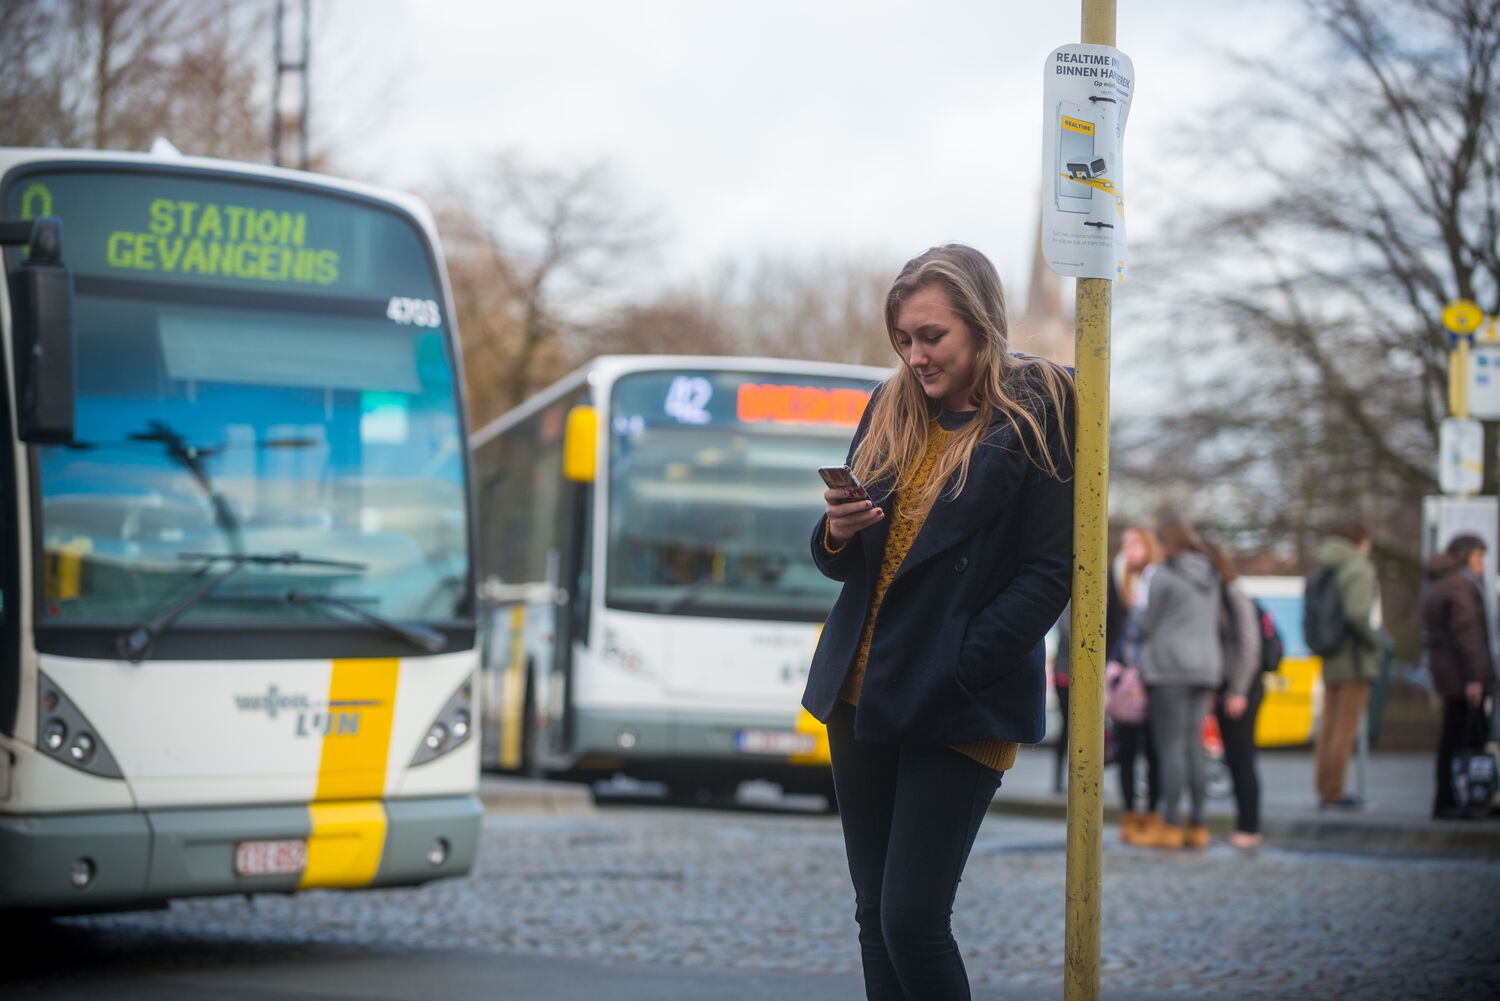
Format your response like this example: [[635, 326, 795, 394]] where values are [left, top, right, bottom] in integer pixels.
[[801, 381, 1074, 746]]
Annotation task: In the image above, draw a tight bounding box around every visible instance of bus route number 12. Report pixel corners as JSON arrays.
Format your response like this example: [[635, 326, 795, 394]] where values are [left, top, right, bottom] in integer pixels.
[[386, 296, 442, 328]]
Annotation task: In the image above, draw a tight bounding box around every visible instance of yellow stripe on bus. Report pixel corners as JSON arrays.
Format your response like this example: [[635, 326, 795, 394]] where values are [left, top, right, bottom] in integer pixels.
[[299, 800, 387, 889], [499, 606, 526, 770], [789, 623, 831, 766], [314, 658, 400, 801], [789, 707, 832, 766]]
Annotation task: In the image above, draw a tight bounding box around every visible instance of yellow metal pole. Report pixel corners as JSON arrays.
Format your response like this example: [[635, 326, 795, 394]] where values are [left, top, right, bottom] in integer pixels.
[[1066, 2, 1115, 1000], [1450, 336, 1470, 419]]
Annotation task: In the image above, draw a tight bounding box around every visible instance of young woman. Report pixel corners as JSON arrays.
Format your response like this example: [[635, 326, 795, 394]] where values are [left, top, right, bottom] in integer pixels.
[[1205, 539, 1264, 849], [1111, 525, 1163, 844], [1135, 516, 1224, 850], [803, 244, 1074, 1000]]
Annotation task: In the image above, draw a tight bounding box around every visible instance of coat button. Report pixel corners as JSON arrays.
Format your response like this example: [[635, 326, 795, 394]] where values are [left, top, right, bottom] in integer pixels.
[[955, 557, 969, 572]]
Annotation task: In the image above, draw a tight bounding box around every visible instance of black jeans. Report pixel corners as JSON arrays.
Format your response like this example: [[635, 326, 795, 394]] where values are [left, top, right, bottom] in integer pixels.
[[827, 702, 1003, 1001], [1115, 720, 1159, 813], [1214, 677, 1264, 834], [1435, 697, 1490, 815]]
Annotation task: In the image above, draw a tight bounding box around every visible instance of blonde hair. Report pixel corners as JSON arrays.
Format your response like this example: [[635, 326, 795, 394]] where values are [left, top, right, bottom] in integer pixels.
[[852, 244, 1074, 512], [1116, 525, 1161, 607]]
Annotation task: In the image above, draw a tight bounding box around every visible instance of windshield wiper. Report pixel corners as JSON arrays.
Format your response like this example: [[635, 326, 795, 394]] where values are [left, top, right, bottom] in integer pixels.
[[276, 590, 445, 653], [115, 551, 368, 663]]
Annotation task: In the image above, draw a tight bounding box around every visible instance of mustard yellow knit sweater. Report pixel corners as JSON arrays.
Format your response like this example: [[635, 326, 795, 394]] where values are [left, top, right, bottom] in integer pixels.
[[826, 419, 1018, 772]]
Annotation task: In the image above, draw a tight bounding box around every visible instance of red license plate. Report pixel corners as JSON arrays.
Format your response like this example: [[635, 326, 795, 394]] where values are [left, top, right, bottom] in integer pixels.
[[234, 839, 307, 876]]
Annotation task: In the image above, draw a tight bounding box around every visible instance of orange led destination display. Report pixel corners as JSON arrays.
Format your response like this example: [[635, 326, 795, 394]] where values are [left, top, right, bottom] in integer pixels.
[[736, 383, 871, 428]]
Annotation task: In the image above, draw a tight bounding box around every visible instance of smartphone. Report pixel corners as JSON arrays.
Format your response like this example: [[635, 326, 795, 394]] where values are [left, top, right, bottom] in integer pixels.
[[818, 464, 868, 499], [1055, 101, 1095, 214]]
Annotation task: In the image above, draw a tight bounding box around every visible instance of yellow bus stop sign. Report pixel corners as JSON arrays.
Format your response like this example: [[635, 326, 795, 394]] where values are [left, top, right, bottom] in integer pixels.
[[1444, 299, 1484, 335]]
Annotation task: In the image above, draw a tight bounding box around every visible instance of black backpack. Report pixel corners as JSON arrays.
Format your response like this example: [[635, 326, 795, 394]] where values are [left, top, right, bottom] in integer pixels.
[[1303, 566, 1348, 657], [1251, 598, 1285, 673]]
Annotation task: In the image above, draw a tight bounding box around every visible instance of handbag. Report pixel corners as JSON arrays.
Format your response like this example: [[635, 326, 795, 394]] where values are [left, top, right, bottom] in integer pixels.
[[1451, 704, 1498, 816], [1105, 660, 1147, 725]]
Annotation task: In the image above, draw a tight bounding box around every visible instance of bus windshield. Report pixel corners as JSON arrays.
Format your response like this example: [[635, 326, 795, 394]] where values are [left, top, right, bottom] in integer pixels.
[[5, 167, 469, 627], [605, 370, 875, 622]]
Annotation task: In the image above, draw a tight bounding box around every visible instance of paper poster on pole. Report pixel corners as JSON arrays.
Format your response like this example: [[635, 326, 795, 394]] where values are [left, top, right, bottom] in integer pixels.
[[1439, 416, 1483, 495], [1041, 43, 1134, 281]]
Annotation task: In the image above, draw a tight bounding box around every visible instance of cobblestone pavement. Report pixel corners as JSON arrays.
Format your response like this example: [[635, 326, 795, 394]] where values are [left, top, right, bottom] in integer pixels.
[[36, 805, 1500, 1000]]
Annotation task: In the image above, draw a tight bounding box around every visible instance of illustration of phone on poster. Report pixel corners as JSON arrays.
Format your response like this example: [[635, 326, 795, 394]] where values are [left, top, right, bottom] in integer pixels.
[[1055, 102, 1097, 214]]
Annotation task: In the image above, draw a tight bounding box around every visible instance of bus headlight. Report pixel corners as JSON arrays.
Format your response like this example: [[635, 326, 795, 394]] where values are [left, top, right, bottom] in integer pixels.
[[36, 674, 123, 779], [68, 732, 97, 764], [410, 679, 475, 766]]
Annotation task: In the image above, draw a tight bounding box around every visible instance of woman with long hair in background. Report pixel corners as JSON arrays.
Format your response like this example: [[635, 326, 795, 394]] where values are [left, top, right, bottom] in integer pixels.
[[1205, 539, 1265, 849], [1135, 516, 1223, 850], [1112, 524, 1164, 845]]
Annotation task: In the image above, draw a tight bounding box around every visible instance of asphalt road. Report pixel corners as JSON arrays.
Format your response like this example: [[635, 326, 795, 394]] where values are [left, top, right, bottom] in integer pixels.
[[5, 796, 1498, 1001]]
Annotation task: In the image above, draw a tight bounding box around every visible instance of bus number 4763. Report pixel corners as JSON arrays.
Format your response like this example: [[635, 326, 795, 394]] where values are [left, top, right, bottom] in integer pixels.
[[387, 296, 441, 327]]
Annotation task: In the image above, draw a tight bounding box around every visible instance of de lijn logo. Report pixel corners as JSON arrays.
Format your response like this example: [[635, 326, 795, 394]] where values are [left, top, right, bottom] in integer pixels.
[[233, 684, 379, 738]]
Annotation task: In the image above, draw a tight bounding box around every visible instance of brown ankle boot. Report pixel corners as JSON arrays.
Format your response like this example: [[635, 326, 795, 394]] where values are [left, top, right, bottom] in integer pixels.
[[1184, 824, 1210, 849], [1127, 811, 1163, 846], [1140, 822, 1183, 849], [1120, 811, 1141, 843]]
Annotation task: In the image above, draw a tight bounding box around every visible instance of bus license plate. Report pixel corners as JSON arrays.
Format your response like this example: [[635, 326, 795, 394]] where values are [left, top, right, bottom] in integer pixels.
[[234, 839, 307, 877], [735, 730, 816, 755]]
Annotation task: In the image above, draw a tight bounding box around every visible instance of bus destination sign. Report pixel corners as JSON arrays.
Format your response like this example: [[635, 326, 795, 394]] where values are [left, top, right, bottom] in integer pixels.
[[612, 371, 875, 435], [3, 167, 440, 303]]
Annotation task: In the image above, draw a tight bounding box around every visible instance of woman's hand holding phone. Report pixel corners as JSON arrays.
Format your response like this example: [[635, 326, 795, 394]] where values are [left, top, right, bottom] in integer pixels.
[[819, 465, 882, 543]]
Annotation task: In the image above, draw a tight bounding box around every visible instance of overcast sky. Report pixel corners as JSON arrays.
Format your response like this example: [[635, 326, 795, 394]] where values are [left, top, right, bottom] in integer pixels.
[[325, 0, 1299, 298]]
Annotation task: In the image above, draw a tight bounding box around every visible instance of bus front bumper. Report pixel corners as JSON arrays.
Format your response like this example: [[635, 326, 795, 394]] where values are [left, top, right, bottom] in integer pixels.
[[567, 707, 832, 789], [0, 794, 481, 913]]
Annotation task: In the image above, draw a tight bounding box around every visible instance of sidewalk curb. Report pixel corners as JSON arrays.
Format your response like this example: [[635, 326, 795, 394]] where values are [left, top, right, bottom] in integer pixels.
[[986, 795, 1500, 858]]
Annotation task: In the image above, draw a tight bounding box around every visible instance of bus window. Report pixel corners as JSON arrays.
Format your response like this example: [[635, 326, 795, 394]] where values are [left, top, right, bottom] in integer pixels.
[[1255, 595, 1310, 660]]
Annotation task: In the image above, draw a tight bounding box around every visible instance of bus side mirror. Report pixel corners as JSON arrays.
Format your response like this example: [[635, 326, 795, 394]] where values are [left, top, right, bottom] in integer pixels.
[[2, 217, 76, 445], [563, 405, 598, 483]]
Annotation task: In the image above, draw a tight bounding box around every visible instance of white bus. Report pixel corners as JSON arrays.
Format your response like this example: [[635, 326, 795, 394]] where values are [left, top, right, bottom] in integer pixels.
[[0, 149, 481, 913], [471, 356, 886, 801]]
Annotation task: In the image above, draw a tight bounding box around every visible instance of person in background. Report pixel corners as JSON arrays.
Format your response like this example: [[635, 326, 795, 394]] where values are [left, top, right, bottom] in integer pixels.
[[1135, 516, 1223, 850], [804, 244, 1075, 1000], [1053, 581, 1125, 794], [1421, 533, 1496, 819], [1312, 521, 1382, 810], [1053, 604, 1071, 794], [1112, 525, 1163, 845], [1205, 539, 1264, 849]]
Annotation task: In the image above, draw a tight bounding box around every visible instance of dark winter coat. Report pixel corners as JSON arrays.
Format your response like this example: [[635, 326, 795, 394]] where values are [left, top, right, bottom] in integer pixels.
[[1421, 553, 1496, 698], [801, 379, 1074, 746]]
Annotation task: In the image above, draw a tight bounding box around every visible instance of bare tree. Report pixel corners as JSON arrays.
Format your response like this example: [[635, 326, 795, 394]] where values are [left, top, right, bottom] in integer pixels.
[[1121, 0, 1499, 635], [0, 0, 270, 159], [591, 253, 895, 368], [434, 154, 657, 427]]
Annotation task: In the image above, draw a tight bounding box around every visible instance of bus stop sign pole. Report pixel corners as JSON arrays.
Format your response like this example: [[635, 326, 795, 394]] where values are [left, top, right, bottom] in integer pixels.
[[1066, 2, 1117, 1000]]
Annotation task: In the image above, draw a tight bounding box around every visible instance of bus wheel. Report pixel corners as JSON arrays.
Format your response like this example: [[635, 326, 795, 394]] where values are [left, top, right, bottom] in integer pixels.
[[519, 674, 542, 779]]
